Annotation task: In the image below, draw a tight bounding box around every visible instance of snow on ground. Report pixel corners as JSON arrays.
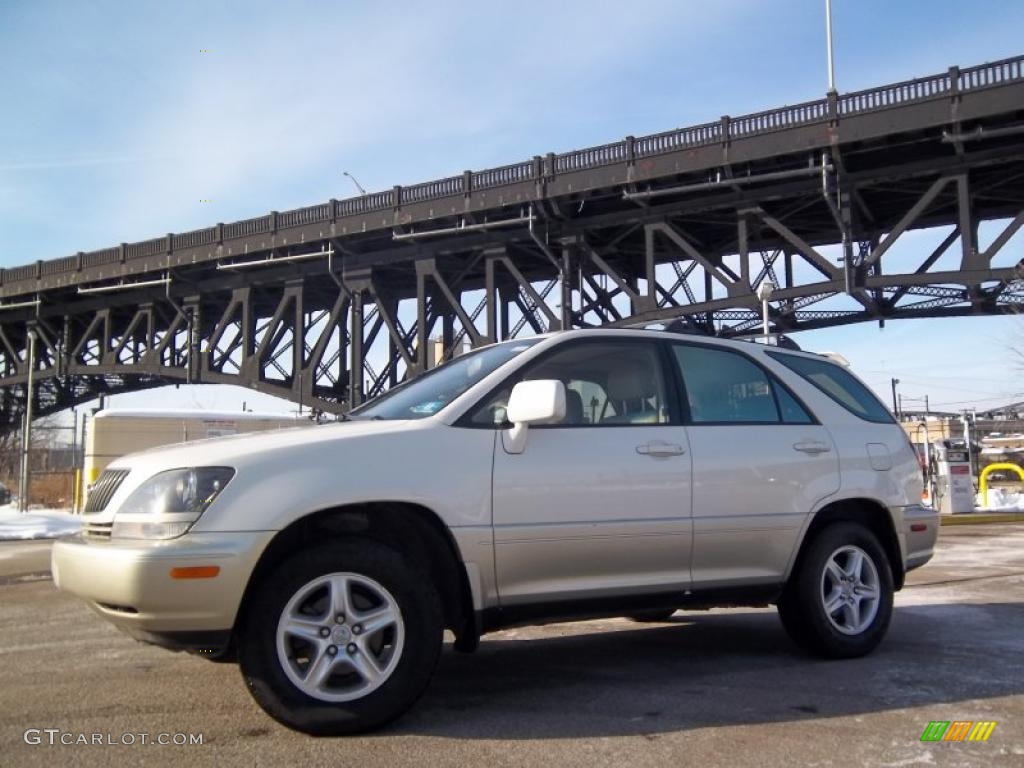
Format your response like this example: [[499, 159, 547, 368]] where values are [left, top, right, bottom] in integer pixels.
[[0, 505, 79, 541], [978, 487, 1024, 512]]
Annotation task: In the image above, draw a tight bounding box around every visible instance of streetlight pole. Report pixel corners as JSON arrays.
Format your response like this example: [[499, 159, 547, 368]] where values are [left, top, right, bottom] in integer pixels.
[[19, 328, 37, 513], [342, 171, 367, 196], [825, 0, 837, 93], [756, 280, 776, 343], [890, 377, 900, 420]]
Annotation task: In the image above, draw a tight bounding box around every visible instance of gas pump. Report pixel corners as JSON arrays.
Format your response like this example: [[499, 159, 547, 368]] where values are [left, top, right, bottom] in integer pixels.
[[932, 439, 975, 514]]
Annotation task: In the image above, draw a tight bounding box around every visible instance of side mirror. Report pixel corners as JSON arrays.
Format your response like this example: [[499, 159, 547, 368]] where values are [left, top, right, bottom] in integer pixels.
[[503, 379, 566, 454]]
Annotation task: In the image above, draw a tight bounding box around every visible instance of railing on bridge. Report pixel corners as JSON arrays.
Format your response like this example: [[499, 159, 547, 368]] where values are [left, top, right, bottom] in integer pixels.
[[2, 55, 1022, 288], [172, 227, 217, 250], [403, 175, 464, 203], [472, 161, 534, 190], [125, 237, 165, 260], [82, 247, 120, 268], [277, 202, 332, 229]]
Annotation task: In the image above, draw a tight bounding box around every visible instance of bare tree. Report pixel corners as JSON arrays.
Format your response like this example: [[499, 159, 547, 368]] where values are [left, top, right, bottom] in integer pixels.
[[0, 414, 63, 487]]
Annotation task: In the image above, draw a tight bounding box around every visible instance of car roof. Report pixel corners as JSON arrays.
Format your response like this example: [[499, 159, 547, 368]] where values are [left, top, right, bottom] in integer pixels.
[[549, 327, 780, 351], [471, 327, 829, 363]]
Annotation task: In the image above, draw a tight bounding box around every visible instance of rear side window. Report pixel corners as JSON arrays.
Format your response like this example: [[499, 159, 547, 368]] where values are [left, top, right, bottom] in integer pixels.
[[768, 352, 893, 424], [671, 344, 813, 425], [775, 384, 814, 424]]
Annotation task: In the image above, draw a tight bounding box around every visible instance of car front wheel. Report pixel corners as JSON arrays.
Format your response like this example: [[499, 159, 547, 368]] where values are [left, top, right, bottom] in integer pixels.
[[777, 522, 894, 658], [238, 539, 443, 735]]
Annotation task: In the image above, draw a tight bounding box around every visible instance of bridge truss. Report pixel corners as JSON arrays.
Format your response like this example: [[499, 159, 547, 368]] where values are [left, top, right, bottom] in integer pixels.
[[1, 56, 1023, 426]]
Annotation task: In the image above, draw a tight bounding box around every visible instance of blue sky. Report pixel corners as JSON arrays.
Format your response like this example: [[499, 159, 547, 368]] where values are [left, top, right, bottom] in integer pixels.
[[1, 0, 1022, 414]]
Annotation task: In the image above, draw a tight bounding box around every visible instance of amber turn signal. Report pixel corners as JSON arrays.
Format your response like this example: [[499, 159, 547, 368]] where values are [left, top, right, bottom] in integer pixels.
[[170, 565, 221, 579]]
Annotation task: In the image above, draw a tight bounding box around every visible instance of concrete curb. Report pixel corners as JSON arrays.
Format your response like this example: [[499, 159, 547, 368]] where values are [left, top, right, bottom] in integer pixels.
[[940, 513, 1024, 526]]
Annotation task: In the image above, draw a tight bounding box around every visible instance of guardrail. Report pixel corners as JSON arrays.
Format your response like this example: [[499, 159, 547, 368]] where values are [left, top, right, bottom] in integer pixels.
[[2, 54, 1021, 288]]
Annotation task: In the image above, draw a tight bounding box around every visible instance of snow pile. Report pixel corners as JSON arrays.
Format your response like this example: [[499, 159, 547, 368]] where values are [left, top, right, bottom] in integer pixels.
[[979, 488, 1024, 512], [0, 505, 80, 541]]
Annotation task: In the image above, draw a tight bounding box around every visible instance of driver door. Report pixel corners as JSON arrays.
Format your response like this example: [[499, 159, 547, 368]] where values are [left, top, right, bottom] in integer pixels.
[[482, 338, 693, 606]]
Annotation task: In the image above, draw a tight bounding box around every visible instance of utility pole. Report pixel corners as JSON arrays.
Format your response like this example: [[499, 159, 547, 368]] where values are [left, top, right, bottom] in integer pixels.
[[757, 280, 776, 343], [825, 0, 837, 93]]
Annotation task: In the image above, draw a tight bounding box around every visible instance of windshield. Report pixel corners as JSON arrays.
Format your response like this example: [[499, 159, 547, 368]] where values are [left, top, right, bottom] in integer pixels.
[[350, 338, 541, 421]]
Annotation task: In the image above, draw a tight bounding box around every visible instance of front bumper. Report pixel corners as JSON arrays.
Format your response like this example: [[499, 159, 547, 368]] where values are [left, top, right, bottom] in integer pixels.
[[899, 503, 940, 572], [51, 530, 276, 642]]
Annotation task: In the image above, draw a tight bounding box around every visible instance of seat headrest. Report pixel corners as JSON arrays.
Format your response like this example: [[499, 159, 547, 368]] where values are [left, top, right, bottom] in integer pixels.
[[564, 389, 584, 424]]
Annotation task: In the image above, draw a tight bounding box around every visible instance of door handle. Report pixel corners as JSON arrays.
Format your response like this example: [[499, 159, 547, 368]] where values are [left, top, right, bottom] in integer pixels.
[[636, 441, 686, 457], [793, 440, 831, 455]]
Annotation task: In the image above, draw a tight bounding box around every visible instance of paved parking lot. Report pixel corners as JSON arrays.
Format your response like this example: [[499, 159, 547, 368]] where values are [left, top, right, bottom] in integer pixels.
[[1, 524, 1022, 767]]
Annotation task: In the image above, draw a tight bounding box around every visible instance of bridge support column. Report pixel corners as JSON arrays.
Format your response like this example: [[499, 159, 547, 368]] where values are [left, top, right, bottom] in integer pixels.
[[186, 298, 200, 384], [957, 173, 982, 271], [415, 267, 429, 373], [499, 287, 512, 341], [349, 288, 364, 408], [560, 241, 575, 331], [484, 249, 501, 343]]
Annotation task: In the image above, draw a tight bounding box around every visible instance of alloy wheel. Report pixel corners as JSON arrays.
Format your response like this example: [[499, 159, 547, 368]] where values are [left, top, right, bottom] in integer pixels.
[[820, 544, 881, 636], [276, 572, 405, 702]]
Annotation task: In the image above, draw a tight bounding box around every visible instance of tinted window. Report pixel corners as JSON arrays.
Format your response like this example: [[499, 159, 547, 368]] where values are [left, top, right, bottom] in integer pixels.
[[470, 341, 670, 427], [672, 345, 778, 423], [774, 382, 814, 424], [768, 352, 893, 424]]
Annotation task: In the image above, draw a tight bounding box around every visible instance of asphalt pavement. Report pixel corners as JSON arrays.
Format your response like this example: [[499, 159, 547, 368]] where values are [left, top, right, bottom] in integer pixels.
[[1, 524, 1022, 767]]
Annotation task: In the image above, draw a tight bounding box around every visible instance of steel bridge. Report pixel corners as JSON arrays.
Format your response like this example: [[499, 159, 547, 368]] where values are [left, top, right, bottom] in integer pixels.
[[2, 55, 1023, 426]]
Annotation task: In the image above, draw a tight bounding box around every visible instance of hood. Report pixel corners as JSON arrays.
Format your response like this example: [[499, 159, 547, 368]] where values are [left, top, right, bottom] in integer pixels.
[[107, 418, 422, 475]]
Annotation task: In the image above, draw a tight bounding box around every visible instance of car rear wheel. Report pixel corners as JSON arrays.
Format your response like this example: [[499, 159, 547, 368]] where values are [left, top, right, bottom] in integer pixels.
[[777, 522, 894, 659], [238, 539, 442, 735]]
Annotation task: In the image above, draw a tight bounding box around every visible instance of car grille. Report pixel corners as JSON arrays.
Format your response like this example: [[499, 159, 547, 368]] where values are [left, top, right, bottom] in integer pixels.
[[83, 521, 114, 540], [84, 469, 130, 513]]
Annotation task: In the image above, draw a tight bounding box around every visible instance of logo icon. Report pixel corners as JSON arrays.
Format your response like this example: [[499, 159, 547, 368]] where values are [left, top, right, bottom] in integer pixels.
[[920, 721, 996, 742]]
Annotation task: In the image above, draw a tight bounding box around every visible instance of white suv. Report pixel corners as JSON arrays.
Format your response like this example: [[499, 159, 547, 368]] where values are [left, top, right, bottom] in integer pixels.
[[52, 329, 938, 734]]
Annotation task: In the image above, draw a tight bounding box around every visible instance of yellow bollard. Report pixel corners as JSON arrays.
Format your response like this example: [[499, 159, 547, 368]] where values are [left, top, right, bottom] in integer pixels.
[[979, 462, 1024, 507]]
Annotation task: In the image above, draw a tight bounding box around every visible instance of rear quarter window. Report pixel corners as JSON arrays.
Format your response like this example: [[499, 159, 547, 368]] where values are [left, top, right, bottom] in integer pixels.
[[767, 352, 894, 424]]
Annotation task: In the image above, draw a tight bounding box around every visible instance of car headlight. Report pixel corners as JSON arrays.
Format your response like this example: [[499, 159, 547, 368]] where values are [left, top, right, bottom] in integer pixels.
[[111, 467, 234, 540]]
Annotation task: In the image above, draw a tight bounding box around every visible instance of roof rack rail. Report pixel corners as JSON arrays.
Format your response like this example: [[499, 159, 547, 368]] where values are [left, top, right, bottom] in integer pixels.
[[733, 333, 803, 351], [662, 319, 713, 336]]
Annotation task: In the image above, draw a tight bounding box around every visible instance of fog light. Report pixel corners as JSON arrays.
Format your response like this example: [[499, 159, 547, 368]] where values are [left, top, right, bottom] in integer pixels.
[[111, 520, 194, 540]]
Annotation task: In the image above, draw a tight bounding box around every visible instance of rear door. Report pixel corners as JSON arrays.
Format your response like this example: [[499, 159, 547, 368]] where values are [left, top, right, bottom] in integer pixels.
[[669, 342, 840, 588]]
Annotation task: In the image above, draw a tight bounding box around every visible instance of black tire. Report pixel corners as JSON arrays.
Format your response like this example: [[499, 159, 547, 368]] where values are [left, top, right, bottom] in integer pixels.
[[777, 522, 894, 659], [238, 539, 443, 735], [627, 609, 677, 623]]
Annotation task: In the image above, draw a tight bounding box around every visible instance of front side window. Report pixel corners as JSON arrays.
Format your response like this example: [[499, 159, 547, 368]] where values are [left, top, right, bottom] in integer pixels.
[[351, 339, 540, 421], [469, 340, 670, 427], [767, 351, 893, 424]]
